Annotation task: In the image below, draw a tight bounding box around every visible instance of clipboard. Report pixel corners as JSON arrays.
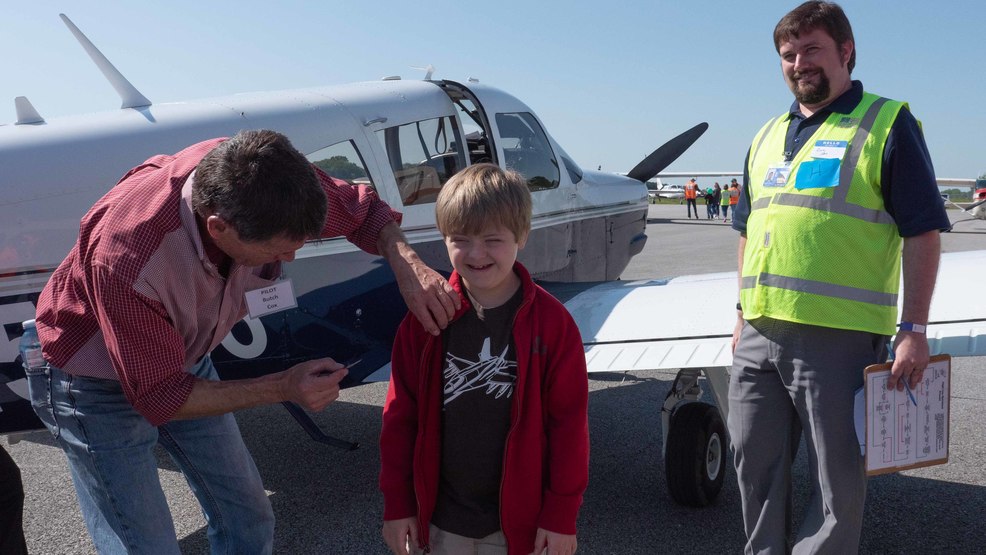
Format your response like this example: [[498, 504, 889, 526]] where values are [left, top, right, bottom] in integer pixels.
[[857, 354, 951, 476]]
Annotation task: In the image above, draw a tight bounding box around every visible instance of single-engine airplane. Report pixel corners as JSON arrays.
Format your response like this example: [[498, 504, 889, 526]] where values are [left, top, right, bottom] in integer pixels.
[[0, 14, 703, 437], [2, 15, 984, 508]]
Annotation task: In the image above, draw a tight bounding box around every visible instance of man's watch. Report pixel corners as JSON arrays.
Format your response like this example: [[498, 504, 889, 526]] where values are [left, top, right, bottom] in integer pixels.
[[897, 322, 927, 333], [736, 302, 743, 311]]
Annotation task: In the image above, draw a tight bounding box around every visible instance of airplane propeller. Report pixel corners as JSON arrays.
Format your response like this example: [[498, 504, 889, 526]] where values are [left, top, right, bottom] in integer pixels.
[[626, 122, 709, 183]]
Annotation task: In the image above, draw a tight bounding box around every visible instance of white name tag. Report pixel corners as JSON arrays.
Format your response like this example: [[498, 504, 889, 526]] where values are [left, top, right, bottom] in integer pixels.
[[810, 140, 848, 159], [245, 279, 298, 319]]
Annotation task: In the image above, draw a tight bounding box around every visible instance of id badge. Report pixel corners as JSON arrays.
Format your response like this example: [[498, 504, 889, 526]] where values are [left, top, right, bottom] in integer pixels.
[[245, 279, 298, 319], [763, 163, 791, 188]]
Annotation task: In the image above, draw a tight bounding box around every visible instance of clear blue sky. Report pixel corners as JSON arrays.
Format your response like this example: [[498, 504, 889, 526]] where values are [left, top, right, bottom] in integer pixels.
[[3, 0, 983, 180]]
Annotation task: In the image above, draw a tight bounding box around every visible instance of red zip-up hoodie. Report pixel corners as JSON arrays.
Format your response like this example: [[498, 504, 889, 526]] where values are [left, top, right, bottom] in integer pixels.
[[380, 262, 589, 554]]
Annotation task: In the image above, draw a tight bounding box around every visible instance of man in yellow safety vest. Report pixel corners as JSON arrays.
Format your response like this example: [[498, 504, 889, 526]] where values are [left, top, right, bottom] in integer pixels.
[[728, 2, 950, 553]]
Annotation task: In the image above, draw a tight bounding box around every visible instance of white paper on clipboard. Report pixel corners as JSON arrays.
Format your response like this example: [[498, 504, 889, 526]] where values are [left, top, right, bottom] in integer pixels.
[[854, 355, 951, 476]]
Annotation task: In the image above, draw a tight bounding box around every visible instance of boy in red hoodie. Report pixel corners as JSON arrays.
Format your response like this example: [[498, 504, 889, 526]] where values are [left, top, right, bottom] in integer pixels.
[[380, 164, 589, 555]]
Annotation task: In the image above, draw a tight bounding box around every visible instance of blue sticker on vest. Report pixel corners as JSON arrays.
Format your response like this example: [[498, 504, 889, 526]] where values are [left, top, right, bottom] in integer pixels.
[[795, 158, 840, 189]]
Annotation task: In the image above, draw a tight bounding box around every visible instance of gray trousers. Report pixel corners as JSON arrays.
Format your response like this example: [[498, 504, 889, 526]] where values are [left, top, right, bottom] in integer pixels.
[[728, 318, 888, 555]]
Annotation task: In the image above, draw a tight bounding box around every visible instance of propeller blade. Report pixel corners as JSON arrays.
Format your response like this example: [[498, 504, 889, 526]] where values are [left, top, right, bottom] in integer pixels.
[[627, 122, 709, 183]]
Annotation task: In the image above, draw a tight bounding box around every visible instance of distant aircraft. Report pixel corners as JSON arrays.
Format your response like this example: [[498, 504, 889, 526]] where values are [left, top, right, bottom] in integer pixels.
[[2, 14, 983, 509], [971, 186, 986, 220], [941, 182, 986, 222], [647, 181, 685, 200]]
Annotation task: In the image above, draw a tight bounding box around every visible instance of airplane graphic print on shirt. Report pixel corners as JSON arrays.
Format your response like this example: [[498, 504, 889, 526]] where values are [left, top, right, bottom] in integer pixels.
[[443, 337, 516, 405]]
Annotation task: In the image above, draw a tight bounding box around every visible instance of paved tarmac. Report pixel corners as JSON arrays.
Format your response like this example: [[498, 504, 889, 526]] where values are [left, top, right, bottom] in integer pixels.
[[5, 203, 984, 554]]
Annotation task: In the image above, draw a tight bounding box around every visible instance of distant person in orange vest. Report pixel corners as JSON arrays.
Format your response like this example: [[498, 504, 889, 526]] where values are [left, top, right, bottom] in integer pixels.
[[684, 178, 701, 219]]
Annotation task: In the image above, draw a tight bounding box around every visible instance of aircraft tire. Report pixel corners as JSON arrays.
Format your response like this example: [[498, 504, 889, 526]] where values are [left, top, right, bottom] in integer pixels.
[[664, 402, 726, 507]]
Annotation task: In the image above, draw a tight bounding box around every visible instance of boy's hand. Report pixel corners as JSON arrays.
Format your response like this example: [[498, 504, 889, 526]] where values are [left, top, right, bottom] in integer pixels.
[[530, 528, 577, 555], [382, 517, 418, 555]]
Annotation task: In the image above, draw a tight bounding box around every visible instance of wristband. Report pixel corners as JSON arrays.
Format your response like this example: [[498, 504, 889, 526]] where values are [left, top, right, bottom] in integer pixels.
[[897, 322, 926, 333], [736, 302, 743, 311]]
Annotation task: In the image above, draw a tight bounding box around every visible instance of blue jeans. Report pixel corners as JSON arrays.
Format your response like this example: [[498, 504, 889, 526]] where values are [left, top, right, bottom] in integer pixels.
[[25, 357, 274, 555]]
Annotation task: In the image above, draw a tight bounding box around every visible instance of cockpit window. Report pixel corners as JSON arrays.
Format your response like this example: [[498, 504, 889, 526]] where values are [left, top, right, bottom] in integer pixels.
[[306, 140, 374, 189], [495, 112, 560, 191], [376, 116, 466, 206]]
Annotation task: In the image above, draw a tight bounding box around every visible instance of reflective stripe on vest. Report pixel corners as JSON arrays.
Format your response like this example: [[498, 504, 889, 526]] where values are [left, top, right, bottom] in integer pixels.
[[740, 93, 905, 335]]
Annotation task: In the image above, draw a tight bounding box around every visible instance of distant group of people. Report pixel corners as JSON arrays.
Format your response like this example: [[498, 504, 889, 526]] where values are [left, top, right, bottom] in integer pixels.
[[6, 2, 949, 554], [683, 178, 740, 221]]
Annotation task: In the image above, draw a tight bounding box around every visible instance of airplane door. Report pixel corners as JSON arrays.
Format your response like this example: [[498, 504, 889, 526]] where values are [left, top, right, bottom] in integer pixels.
[[446, 81, 579, 277], [353, 81, 468, 232]]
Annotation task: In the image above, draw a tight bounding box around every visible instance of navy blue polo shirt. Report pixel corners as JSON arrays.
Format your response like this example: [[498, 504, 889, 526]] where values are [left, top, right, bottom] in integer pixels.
[[732, 81, 950, 237]]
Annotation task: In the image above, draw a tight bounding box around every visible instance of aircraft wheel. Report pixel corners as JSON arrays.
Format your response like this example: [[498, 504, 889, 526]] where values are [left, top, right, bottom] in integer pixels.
[[665, 402, 726, 507]]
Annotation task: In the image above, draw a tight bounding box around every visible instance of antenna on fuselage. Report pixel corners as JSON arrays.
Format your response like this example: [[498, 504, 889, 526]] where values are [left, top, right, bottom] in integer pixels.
[[59, 13, 151, 109], [411, 64, 436, 80], [14, 97, 45, 125]]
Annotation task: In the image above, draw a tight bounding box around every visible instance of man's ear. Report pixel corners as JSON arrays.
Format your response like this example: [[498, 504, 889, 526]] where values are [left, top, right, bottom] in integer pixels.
[[205, 214, 231, 240], [840, 40, 854, 67]]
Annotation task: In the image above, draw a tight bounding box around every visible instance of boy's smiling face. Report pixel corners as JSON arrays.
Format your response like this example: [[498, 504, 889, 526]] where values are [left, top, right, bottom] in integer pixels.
[[444, 224, 528, 307]]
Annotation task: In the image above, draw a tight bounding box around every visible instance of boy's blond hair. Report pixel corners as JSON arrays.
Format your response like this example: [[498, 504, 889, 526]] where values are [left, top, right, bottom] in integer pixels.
[[435, 163, 532, 240]]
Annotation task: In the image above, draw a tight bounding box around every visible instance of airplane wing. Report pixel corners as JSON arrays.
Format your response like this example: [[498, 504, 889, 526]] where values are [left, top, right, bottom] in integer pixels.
[[550, 249, 986, 373]]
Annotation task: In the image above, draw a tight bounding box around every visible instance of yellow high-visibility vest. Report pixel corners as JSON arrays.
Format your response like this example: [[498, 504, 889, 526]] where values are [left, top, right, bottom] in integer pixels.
[[740, 92, 906, 335]]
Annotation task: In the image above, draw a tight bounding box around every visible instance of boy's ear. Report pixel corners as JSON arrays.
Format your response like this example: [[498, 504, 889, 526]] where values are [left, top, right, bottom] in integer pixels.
[[517, 230, 529, 250]]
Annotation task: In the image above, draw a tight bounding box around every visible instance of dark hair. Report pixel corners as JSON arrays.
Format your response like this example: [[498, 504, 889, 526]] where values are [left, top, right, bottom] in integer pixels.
[[774, 1, 855, 74], [191, 130, 326, 242]]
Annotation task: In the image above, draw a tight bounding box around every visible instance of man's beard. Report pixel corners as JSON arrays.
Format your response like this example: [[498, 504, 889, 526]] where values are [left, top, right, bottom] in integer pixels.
[[791, 69, 831, 105]]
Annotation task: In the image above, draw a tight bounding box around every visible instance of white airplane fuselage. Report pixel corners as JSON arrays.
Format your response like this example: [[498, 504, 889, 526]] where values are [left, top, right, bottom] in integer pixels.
[[0, 78, 649, 433]]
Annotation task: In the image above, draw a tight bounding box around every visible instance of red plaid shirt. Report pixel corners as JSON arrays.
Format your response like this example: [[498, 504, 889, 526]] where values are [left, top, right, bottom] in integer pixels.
[[36, 138, 400, 425]]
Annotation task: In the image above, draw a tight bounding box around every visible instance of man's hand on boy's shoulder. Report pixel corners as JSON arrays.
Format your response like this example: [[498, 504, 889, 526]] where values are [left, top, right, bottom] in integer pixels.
[[376, 222, 459, 336], [531, 528, 577, 555], [399, 259, 458, 336], [382, 517, 419, 555]]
